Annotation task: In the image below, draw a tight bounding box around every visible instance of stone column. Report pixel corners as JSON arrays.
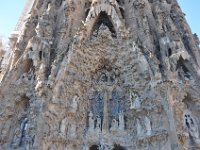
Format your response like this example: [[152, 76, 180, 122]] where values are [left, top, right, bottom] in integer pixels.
[[102, 88, 109, 131], [160, 85, 180, 150]]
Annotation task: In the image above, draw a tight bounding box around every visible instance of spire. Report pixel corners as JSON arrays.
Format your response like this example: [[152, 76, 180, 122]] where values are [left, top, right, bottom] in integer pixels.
[[15, 0, 35, 33]]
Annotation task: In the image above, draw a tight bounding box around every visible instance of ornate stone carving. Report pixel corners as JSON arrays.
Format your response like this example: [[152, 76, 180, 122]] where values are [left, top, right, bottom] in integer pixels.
[[11, 117, 28, 148], [96, 116, 102, 131], [133, 0, 145, 9], [136, 118, 144, 136], [60, 118, 68, 136], [184, 110, 199, 139], [88, 111, 95, 132], [136, 116, 152, 137], [110, 118, 118, 131], [118, 111, 125, 130], [0, 0, 199, 149], [130, 91, 141, 110], [68, 124, 77, 138], [144, 116, 152, 136], [69, 95, 79, 113], [11, 128, 22, 148]]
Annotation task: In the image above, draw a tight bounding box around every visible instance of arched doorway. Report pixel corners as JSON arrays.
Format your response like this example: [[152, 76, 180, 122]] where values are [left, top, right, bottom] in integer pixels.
[[113, 144, 125, 150], [90, 145, 98, 150], [92, 11, 117, 38]]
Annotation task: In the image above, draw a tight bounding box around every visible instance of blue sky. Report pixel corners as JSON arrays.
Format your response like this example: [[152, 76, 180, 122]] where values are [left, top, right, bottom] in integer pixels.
[[0, 0, 199, 38], [0, 0, 27, 37], [178, 0, 200, 37]]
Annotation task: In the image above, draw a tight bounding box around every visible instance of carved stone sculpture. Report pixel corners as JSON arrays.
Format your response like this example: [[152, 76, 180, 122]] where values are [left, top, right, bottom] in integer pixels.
[[184, 110, 199, 139], [11, 128, 22, 148], [118, 112, 125, 130], [96, 116, 102, 132], [60, 118, 68, 136], [133, 0, 145, 10], [110, 118, 118, 131], [136, 119, 144, 136], [130, 91, 141, 110], [69, 95, 79, 113], [0, 0, 200, 149], [144, 116, 152, 136], [88, 111, 95, 132], [68, 124, 77, 138]]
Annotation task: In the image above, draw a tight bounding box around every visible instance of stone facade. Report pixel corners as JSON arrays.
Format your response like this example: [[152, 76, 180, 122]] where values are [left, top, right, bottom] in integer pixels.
[[0, 0, 200, 150]]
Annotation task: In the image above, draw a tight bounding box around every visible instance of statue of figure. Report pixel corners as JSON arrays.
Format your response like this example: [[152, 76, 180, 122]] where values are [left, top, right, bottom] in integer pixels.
[[130, 91, 141, 110], [68, 124, 77, 138], [39, 63, 46, 75], [170, 31, 183, 52], [60, 118, 68, 136], [35, 14, 48, 38], [70, 95, 79, 113], [1, 119, 12, 140], [119, 112, 125, 130], [12, 117, 28, 148], [49, 61, 57, 79], [110, 118, 118, 131], [168, 31, 190, 72], [184, 111, 199, 139], [96, 116, 101, 131], [153, 1, 170, 33], [12, 128, 22, 148], [144, 116, 152, 136], [136, 119, 144, 136], [159, 36, 170, 72], [35, 3, 54, 41], [88, 111, 95, 132], [37, 63, 47, 82]]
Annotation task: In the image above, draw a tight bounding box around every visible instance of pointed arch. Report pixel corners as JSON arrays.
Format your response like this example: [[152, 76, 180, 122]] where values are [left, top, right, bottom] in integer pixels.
[[92, 11, 117, 37], [84, 3, 124, 38]]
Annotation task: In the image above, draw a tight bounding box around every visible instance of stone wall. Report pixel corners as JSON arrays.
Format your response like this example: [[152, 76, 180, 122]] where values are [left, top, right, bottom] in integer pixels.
[[0, 0, 200, 149]]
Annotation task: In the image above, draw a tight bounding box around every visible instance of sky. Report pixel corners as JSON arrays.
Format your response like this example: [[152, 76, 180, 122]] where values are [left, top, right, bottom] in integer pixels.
[[0, 0, 199, 39], [178, 0, 200, 37], [0, 0, 27, 38]]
